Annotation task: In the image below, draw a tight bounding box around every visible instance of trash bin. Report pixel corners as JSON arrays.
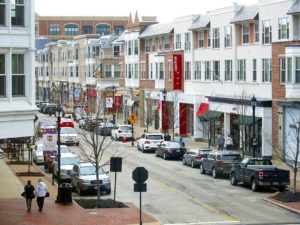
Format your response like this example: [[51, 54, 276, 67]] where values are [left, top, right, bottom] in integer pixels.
[[164, 134, 171, 141], [57, 183, 72, 204]]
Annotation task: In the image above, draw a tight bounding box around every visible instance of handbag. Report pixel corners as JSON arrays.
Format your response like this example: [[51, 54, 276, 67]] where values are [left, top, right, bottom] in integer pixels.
[[21, 191, 26, 198], [45, 192, 50, 197]]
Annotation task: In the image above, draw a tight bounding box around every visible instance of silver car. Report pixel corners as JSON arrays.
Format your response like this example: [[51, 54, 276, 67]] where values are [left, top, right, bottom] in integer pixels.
[[70, 162, 111, 196], [60, 127, 79, 146], [53, 152, 81, 181]]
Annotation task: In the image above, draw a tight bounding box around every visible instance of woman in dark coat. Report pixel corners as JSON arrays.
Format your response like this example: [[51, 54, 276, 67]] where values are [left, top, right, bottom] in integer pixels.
[[24, 180, 35, 212]]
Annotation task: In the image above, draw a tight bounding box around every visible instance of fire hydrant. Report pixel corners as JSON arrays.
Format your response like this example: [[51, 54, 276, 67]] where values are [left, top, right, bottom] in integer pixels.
[[122, 137, 127, 143]]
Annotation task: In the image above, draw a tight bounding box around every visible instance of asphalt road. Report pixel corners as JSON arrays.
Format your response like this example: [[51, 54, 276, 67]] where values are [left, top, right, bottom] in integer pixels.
[[37, 113, 300, 225]]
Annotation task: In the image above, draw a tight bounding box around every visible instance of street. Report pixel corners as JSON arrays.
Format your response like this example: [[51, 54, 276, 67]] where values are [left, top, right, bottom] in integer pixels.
[[38, 113, 300, 225]]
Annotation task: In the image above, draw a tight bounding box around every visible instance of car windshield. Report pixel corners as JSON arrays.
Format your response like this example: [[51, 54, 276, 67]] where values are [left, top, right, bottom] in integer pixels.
[[61, 156, 80, 165], [148, 135, 163, 140], [221, 154, 241, 161], [60, 146, 69, 153], [80, 166, 105, 175], [37, 146, 44, 152], [168, 142, 181, 148], [61, 127, 76, 134], [198, 150, 211, 155], [41, 121, 56, 127]]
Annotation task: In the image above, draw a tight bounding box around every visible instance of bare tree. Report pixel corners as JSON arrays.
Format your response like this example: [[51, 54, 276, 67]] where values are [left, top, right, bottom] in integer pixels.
[[142, 97, 156, 132], [165, 91, 181, 141]]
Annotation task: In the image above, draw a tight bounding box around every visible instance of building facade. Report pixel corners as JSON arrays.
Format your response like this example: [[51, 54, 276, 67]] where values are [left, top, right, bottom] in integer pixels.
[[0, 0, 37, 154]]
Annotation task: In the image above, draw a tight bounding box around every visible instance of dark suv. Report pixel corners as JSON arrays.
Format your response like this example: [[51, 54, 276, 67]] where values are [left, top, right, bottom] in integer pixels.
[[200, 150, 242, 178]]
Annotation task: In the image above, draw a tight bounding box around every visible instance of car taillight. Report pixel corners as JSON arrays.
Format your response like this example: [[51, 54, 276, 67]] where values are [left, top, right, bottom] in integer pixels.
[[195, 155, 203, 159], [118, 130, 122, 133], [259, 171, 264, 180], [145, 141, 150, 144], [217, 160, 223, 166]]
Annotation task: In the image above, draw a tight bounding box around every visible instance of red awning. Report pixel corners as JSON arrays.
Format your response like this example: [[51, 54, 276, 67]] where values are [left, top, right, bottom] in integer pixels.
[[196, 103, 209, 116], [88, 89, 97, 97]]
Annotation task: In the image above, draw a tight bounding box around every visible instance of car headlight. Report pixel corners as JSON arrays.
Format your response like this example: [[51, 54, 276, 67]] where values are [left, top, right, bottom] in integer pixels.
[[103, 178, 110, 183], [79, 179, 89, 184]]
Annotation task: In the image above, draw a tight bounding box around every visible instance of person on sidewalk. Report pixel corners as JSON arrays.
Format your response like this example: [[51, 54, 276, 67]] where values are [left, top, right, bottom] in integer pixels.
[[24, 180, 35, 212], [225, 134, 234, 150], [216, 132, 225, 151], [35, 178, 48, 212]]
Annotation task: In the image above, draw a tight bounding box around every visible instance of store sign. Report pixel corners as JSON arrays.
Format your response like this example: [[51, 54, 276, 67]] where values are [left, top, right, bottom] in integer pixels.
[[106, 97, 113, 108], [173, 54, 183, 90], [43, 128, 57, 151]]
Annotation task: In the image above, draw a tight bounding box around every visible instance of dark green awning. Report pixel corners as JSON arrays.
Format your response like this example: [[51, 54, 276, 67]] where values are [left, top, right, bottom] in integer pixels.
[[232, 116, 258, 126], [198, 111, 223, 120]]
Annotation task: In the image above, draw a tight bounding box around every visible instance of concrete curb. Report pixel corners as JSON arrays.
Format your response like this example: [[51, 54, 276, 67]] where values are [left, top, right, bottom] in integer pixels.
[[264, 197, 300, 215]]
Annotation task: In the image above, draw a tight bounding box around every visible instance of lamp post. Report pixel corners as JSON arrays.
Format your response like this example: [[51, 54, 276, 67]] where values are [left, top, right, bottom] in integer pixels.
[[250, 95, 257, 158], [162, 88, 167, 136], [55, 108, 63, 203], [112, 85, 116, 124]]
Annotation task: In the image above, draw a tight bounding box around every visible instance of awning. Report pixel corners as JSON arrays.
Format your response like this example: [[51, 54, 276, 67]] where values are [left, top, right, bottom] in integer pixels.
[[88, 89, 97, 97], [115, 91, 123, 97], [232, 116, 259, 126], [196, 103, 209, 116], [198, 111, 223, 120]]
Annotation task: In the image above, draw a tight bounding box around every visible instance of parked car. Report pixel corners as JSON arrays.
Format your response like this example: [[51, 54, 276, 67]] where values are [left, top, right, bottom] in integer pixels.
[[182, 149, 212, 168], [60, 127, 79, 146], [53, 152, 81, 182], [83, 118, 104, 132], [42, 103, 56, 114], [230, 158, 290, 192], [37, 120, 56, 137], [60, 118, 75, 128], [200, 150, 242, 178], [111, 125, 133, 141], [78, 116, 91, 129], [44, 145, 70, 172], [155, 141, 186, 160], [137, 133, 164, 152], [70, 162, 111, 195], [96, 121, 114, 136], [32, 144, 45, 165]]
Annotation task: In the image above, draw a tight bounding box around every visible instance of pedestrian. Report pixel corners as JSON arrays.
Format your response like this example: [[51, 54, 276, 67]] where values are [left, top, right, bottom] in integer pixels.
[[24, 180, 35, 212], [225, 134, 234, 150], [177, 135, 185, 147], [216, 132, 225, 151], [35, 178, 48, 212]]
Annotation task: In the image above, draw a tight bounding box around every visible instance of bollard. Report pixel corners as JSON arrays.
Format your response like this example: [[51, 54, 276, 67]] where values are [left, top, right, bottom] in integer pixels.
[[122, 137, 127, 143]]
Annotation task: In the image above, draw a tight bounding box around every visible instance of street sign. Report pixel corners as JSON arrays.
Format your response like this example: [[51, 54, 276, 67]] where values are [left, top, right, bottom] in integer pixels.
[[132, 167, 148, 184], [110, 157, 122, 172], [128, 113, 138, 124], [134, 183, 147, 192]]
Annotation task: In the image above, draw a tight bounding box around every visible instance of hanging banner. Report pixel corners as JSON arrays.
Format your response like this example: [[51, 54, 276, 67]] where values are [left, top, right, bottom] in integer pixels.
[[115, 96, 122, 109], [173, 54, 183, 90], [106, 97, 113, 108]]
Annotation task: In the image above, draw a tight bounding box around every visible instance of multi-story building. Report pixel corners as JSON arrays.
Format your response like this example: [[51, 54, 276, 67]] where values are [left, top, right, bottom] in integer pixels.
[[35, 14, 128, 40], [0, 0, 37, 154]]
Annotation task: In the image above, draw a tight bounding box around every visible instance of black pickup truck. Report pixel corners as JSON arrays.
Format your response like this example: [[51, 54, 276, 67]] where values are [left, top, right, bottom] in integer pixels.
[[230, 158, 290, 192]]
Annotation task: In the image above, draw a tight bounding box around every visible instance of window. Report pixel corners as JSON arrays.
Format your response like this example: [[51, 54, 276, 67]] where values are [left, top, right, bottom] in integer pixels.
[[237, 59, 246, 81], [204, 61, 211, 80], [278, 17, 289, 40], [207, 30, 211, 47], [224, 26, 232, 48], [96, 24, 110, 35], [113, 26, 124, 35], [11, 0, 24, 26], [212, 61, 220, 81], [165, 35, 170, 50], [140, 63, 146, 79], [194, 61, 201, 80], [64, 24, 79, 35], [12, 54, 25, 96], [212, 28, 220, 48], [128, 64, 132, 78], [105, 65, 111, 77], [296, 57, 300, 83], [155, 63, 158, 79], [242, 25, 249, 44], [158, 37, 163, 51], [134, 63, 139, 79], [184, 33, 191, 51], [176, 34, 181, 49], [152, 38, 156, 52], [114, 65, 121, 78], [128, 41, 132, 55], [159, 62, 164, 80], [184, 61, 191, 80], [254, 24, 259, 43], [262, 20, 272, 44], [0, 54, 5, 97], [168, 61, 172, 80], [82, 26, 92, 34], [75, 66, 79, 77], [262, 58, 272, 82], [253, 59, 257, 82], [113, 46, 120, 57], [279, 57, 285, 83], [134, 40, 139, 55], [225, 60, 232, 81], [150, 63, 153, 79], [287, 57, 292, 83], [49, 24, 60, 35], [145, 39, 150, 53], [70, 67, 73, 77], [0, 0, 6, 26], [198, 31, 204, 48]]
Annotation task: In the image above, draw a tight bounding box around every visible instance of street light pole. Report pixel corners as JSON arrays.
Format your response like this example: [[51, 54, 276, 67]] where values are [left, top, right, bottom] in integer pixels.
[[112, 85, 116, 124], [55, 108, 63, 203], [162, 89, 167, 136], [250, 95, 257, 158]]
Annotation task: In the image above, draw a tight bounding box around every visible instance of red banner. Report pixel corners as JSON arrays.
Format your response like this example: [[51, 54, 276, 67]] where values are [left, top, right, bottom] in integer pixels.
[[161, 101, 169, 131], [173, 54, 183, 90], [107, 96, 122, 112], [115, 96, 122, 109]]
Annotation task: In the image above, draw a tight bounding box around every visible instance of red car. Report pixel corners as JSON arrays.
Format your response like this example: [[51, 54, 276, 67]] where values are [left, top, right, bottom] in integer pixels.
[[60, 118, 74, 128]]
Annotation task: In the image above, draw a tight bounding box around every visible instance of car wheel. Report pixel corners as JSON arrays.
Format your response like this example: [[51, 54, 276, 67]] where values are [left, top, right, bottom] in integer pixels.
[[163, 152, 167, 160], [279, 185, 286, 192], [230, 173, 237, 185], [155, 150, 159, 157], [191, 160, 195, 168], [212, 167, 218, 179], [251, 178, 258, 192], [182, 158, 186, 165], [200, 165, 206, 174], [106, 189, 111, 195]]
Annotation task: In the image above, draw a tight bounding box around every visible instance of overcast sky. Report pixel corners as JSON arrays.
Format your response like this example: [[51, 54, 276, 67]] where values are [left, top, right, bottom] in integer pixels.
[[35, 0, 258, 23]]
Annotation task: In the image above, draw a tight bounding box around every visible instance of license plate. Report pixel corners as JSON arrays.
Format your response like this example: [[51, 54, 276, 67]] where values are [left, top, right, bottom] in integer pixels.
[[176, 150, 180, 152], [273, 182, 279, 185]]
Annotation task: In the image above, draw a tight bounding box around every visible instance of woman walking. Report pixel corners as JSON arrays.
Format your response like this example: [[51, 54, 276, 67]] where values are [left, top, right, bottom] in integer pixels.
[[24, 180, 35, 212], [35, 178, 48, 212]]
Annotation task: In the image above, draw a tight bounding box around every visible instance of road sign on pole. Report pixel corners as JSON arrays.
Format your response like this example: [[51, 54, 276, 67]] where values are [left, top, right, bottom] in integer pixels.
[[128, 113, 138, 124]]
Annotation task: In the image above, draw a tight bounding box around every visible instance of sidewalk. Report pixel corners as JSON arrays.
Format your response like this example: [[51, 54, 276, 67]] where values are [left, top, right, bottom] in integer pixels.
[[0, 158, 160, 225]]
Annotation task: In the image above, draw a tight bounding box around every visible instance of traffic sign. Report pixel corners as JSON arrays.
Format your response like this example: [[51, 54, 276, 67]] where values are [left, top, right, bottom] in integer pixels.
[[128, 113, 138, 124], [132, 167, 148, 183]]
